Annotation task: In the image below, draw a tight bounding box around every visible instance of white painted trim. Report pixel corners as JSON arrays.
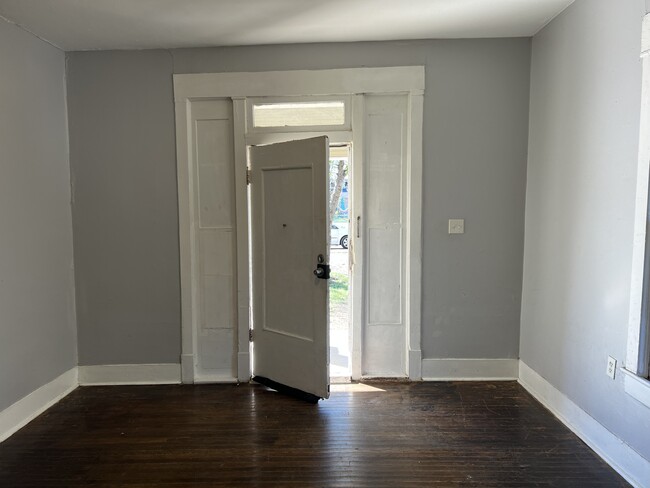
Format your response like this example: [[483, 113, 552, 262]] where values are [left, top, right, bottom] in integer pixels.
[[409, 350, 422, 380], [627, 18, 650, 376], [181, 353, 195, 383], [78, 364, 181, 385], [642, 14, 649, 57], [233, 97, 251, 383], [622, 367, 650, 409], [175, 68, 425, 384], [421, 358, 518, 380], [174, 67, 425, 101], [519, 361, 650, 488], [407, 92, 424, 381], [237, 352, 251, 383], [0, 367, 78, 443], [175, 99, 196, 384], [350, 94, 365, 381], [193, 374, 238, 384]]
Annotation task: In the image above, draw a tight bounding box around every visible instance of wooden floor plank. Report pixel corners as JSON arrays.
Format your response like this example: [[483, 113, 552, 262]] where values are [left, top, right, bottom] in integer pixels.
[[0, 381, 630, 487]]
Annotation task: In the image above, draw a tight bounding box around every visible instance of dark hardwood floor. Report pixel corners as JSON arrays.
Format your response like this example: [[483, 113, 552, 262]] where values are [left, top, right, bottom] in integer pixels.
[[0, 381, 629, 487]]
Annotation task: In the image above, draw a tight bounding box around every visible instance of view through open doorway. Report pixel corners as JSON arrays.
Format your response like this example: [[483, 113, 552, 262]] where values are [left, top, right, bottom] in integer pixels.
[[329, 145, 351, 380]]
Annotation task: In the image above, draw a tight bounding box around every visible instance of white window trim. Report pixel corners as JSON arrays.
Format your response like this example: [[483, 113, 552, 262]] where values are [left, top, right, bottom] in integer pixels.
[[625, 13, 650, 408]]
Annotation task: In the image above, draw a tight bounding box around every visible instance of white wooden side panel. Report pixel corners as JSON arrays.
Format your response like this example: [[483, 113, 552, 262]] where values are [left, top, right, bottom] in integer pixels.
[[367, 228, 401, 324], [191, 100, 237, 380], [199, 230, 233, 329], [363, 324, 405, 376], [362, 95, 408, 377]]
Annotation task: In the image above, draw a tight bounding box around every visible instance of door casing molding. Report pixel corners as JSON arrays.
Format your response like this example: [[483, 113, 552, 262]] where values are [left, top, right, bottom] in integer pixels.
[[173, 67, 425, 383]]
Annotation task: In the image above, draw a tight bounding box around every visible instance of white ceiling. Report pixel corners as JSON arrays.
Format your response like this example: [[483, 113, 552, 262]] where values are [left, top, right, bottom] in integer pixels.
[[0, 0, 574, 51]]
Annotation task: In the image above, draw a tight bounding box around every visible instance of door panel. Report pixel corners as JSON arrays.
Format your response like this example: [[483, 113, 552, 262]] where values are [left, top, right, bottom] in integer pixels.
[[262, 167, 315, 340], [190, 100, 237, 381], [250, 136, 330, 400], [368, 227, 402, 325]]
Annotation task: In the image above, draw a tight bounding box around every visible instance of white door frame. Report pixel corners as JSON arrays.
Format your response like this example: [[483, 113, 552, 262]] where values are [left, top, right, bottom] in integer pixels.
[[174, 67, 424, 383]]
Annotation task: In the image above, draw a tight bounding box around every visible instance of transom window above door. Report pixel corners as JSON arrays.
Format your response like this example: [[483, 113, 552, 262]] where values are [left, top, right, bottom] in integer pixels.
[[247, 96, 351, 133]]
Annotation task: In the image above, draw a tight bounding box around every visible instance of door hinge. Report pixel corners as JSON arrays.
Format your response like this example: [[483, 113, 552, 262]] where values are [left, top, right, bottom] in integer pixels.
[[246, 169, 252, 185], [249, 329, 253, 342]]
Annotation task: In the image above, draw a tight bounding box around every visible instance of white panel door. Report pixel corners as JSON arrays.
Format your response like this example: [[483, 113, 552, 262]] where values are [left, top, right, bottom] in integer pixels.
[[250, 136, 330, 401]]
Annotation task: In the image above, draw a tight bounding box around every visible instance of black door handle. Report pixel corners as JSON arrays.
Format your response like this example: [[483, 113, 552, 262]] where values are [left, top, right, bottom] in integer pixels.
[[314, 264, 330, 279], [314, 254, 330, 279]]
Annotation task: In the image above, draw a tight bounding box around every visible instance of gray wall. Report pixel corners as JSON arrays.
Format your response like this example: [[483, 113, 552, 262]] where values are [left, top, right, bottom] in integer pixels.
[[66, 51, 180, 365], [521, 0, 650, 461], [0, 20, 77, 410], [67, 38, 531, 366]]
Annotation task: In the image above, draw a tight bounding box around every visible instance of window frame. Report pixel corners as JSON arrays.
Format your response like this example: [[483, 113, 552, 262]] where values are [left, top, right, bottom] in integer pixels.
[[624, 13, 650, 407], [639, 181, 650, 378], [245, 95, 352, 135]]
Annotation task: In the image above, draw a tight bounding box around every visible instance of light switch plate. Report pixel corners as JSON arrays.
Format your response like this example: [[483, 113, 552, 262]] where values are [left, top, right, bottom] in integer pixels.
[[448, 219, 465, 234], [607, 356, 617, 380]]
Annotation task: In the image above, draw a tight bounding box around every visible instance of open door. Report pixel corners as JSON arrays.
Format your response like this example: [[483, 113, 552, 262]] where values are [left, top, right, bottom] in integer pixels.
[[249, 136, 330, 402]]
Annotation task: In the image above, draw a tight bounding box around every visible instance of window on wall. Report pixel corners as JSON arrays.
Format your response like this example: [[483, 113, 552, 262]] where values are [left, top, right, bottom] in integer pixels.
[[641, 210, 650, 378], [639, 14, 650, 380], [624, 14, 650, 407], [247, 96, 351, 133], [253, 101, 345, 128]]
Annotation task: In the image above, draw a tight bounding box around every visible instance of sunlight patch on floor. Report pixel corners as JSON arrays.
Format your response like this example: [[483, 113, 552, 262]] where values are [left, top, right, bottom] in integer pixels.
[[330, 383, 385, 393]]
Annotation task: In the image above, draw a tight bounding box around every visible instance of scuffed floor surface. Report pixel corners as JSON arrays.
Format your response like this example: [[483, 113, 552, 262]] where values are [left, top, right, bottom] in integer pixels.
[[0, 381, 630, 487]]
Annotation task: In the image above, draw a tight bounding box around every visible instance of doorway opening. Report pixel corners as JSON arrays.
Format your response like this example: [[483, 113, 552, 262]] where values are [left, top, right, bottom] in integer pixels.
[[174, 67, 424, 386], [329, 144, 351, 380]]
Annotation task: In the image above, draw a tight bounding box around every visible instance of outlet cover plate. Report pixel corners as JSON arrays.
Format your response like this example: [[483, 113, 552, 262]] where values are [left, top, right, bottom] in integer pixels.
[[448, 219, 465, 234], [607, 356, 617, 380]]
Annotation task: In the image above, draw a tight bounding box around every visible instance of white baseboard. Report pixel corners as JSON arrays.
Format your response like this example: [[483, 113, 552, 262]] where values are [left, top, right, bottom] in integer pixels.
[[519, 361, 650, 488], [0, 367, 78, 443], [421, 358, 518, 380], [78, 363, 181, 385]]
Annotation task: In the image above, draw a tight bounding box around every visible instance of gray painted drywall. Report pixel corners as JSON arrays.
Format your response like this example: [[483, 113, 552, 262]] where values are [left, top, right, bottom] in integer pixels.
[[521, 0, 650, 461], [67, 38, 531, 365], [66, 51, 180, 365], [0, 20, 77, 410]]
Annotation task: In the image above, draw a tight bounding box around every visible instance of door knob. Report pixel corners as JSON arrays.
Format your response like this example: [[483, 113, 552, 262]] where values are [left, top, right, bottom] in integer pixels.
[[314, 254, 330, 280]]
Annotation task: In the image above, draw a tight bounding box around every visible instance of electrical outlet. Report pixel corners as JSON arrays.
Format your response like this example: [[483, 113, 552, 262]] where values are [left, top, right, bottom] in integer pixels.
[[448, 219, 465, 234], [606, 356, 617, 380]]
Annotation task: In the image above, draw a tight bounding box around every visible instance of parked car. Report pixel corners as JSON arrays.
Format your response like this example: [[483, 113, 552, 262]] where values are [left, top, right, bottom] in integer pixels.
[[331, 223, 349, 249]]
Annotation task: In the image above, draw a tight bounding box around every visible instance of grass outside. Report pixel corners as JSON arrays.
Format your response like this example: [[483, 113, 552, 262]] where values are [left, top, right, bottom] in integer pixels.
[[329, 271, 349, 304]]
